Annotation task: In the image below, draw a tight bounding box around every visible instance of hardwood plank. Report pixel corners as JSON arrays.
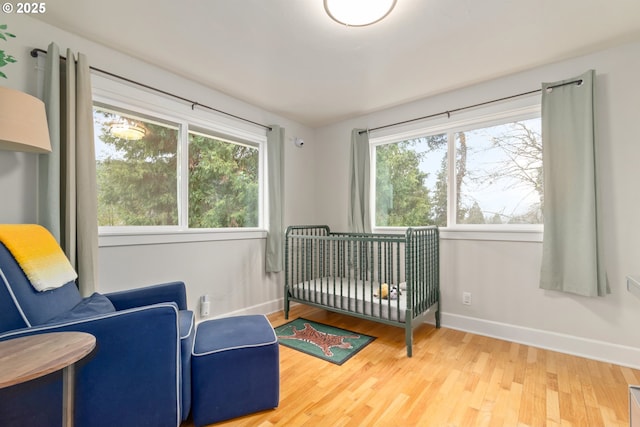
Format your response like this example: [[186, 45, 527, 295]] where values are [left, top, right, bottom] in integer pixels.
[[182, 305, 639, 427]]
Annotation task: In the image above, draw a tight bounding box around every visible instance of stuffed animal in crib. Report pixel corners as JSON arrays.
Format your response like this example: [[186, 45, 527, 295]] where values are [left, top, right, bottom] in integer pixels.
[[388, 285, 400, 300], [374, 283, 401, 299], [374, 283, 389, 299]]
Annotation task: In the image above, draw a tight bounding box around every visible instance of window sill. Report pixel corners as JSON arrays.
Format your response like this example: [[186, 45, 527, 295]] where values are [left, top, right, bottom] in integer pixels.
[[440, 228, 542, 242], [98, 228, 267, 247]]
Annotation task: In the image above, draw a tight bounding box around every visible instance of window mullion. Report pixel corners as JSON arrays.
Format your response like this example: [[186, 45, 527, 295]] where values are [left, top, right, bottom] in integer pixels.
[[178, 123, 190, 229], [369, 144, 376, 228], [447, 130, 456, 228]]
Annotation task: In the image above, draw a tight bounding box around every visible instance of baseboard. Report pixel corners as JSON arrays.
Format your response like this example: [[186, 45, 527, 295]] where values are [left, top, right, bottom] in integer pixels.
[[207, 298, 284, 321], [441, 312, 640, 370]]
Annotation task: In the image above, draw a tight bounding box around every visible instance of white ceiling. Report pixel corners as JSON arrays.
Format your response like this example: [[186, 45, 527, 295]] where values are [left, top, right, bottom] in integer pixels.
[[35, 0, 640, 128]]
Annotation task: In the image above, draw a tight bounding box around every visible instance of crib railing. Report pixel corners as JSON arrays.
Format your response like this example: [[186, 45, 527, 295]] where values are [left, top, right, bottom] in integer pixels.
[[406, 226, 440, 316], [284, 225, 439, 324]]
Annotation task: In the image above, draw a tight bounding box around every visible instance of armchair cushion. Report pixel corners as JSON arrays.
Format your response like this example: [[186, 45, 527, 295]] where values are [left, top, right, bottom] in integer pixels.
[[106, 281, 188, 311], [0, 243, 81, 327], [46, 293, 116, 324]]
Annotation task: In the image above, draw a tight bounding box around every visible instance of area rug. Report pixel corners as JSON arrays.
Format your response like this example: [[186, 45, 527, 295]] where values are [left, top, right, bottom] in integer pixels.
[[274, 318, 375, 365]]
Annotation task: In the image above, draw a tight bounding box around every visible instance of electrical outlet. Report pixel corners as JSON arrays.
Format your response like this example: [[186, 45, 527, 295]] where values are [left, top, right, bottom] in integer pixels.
[[462, 292, 472, 305], [200, 295, 210, 317]]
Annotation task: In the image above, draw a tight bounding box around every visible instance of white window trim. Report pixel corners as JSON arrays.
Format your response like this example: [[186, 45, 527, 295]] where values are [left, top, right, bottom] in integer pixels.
[[370, 96, 543, 242], [92, 74, 268, 246], [98, 229, 267, 247]]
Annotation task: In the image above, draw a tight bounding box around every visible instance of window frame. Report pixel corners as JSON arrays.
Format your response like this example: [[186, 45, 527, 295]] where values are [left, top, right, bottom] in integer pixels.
[[370, 101, 543, 242], [92, 74, 268, 247]]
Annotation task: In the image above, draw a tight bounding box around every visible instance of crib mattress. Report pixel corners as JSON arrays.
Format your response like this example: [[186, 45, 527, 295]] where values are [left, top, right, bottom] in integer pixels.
[[289, 278, 408, 323]]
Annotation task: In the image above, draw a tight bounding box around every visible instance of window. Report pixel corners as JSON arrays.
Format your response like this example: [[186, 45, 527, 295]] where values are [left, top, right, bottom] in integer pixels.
[[94, 106, 180, 227], [375, 134, 448, 227], [188, 130, 259, 228], [92, 86, 265, 236], [455, 118, 542, 225], [372, 106, 542, 233]]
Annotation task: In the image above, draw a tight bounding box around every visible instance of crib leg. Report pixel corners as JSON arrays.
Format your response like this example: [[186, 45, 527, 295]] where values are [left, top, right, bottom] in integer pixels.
[[405, 324, 413, 358], [284, 291, 290, 320], [435, 302, 441, 329]]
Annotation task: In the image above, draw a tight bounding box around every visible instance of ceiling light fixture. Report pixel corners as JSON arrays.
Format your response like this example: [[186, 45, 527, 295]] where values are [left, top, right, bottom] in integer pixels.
[[109, 120, 146, 141], [324, 0, 397, 27]]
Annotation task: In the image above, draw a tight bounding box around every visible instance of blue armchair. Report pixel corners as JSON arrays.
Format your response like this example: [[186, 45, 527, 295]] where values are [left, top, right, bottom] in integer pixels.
[[0, 226, 195, 427]]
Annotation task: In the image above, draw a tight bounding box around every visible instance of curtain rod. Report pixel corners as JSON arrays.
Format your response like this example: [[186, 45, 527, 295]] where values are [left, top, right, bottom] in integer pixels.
[[30, 48, 273, 132], [359, 79, 583, 135]]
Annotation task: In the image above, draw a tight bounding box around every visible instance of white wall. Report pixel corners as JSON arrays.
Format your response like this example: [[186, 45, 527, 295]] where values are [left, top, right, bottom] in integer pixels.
[[314, 39, 640, 368], [3, 14, 640, 368], [0, 15, 318, 318]]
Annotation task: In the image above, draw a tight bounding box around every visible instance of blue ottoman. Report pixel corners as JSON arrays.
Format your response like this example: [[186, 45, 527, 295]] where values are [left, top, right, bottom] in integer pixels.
[[191, 314, 279, 426]]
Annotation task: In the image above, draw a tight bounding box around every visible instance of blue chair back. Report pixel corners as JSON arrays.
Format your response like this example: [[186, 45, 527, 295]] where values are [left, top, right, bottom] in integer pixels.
[[0, 243, 81, 331]]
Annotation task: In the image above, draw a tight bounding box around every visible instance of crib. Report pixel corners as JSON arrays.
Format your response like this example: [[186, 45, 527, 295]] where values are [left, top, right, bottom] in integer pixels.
[[284, 225, 440, 357]]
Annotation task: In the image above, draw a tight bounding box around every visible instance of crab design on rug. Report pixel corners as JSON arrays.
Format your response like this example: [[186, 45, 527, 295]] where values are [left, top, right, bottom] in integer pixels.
[[279, 322, 361, 357]]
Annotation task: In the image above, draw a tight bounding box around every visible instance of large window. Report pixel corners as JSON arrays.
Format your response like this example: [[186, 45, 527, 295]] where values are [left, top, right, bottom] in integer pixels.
[[93, 103, 264, 232], [373, 107, 542, 231]]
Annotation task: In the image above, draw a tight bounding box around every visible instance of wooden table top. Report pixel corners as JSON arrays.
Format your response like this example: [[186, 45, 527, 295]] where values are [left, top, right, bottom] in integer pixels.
[[0, 332, 96, 388]]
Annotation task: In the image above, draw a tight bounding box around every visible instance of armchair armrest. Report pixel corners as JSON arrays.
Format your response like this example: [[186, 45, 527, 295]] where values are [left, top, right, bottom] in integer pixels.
[[0, 303, 182, 427], [105, 281, 188, 310]]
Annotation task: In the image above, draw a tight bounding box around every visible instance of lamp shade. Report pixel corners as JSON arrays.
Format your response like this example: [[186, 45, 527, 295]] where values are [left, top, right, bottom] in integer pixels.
[[0, 86, 52, 153]]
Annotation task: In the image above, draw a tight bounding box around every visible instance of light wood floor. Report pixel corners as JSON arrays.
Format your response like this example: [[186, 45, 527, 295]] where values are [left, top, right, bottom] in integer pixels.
[[185, 305, 639, 427]]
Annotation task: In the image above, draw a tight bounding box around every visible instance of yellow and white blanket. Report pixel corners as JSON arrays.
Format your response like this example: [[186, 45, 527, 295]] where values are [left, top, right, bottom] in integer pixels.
[[0, 224, 78, 292]]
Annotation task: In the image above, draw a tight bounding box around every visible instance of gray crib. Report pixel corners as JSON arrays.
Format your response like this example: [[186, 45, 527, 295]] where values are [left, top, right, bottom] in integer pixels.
[[284, 225, 440, 357]]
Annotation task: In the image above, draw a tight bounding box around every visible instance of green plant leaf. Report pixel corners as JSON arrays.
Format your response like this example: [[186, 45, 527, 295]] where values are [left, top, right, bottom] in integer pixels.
[[0, 24, 17, 79]]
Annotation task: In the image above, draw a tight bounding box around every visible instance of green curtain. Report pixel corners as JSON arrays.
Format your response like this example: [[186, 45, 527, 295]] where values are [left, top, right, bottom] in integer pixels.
[[265, 125, 285, 272], [38, 42, 99, 296], [539, 70, 609, 296], [348, 128, 371, 233]]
